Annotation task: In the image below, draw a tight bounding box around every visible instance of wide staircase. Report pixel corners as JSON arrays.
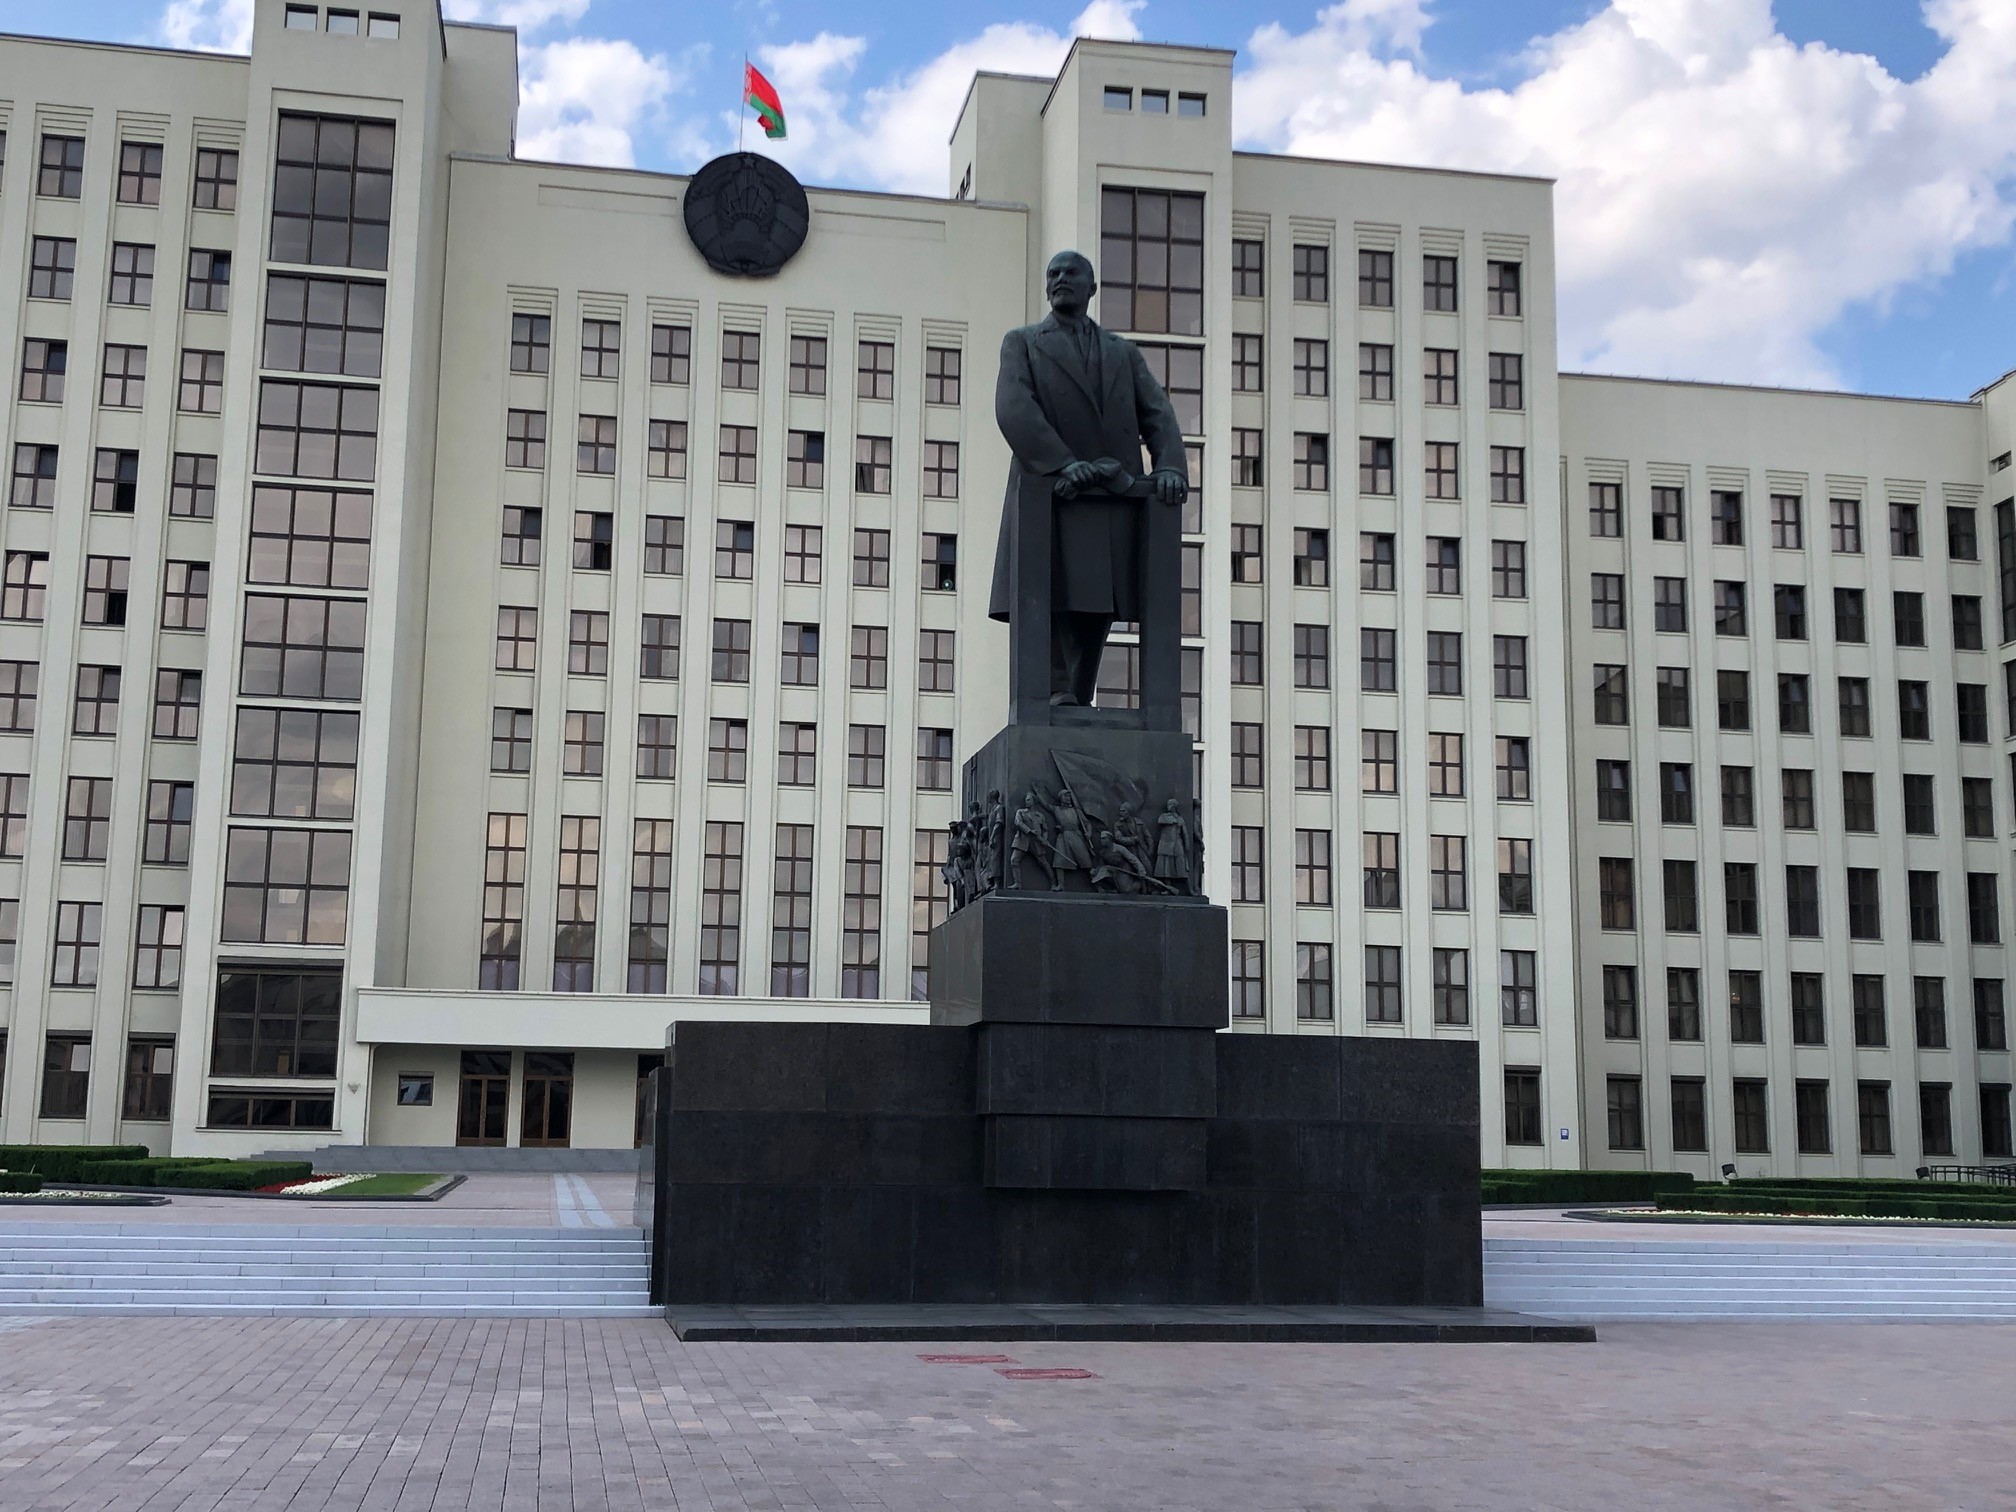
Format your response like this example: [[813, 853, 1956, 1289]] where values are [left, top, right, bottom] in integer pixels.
[[0, 1223, 654, 1316], [1486, 1235, 2016, 1320]]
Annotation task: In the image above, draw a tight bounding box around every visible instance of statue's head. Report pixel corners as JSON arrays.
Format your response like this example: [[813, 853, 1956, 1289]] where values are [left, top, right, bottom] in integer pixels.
[[1045, 250, 1096, 316]]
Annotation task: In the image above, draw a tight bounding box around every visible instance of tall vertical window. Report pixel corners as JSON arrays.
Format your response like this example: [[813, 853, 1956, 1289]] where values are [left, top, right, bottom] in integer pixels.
[[842, 826, 884, 999], [626, 823, 674, 991], [1297, 944, 1336, 1022], [1100, 189, 1208, 331], [1231, 940, 1265, 1020], [38, 135, 85, 198], [479, 814, 527, 989], [770, 824, 814, 997], [186, 354, 231, 424], [269, 113, 395, 270], [699, 821, 744, 995], [1364, 946, 1402, 1023], [911, 829, 949, 1000], [194, 148, 240, 210], [1296, 244, 1333, 302]]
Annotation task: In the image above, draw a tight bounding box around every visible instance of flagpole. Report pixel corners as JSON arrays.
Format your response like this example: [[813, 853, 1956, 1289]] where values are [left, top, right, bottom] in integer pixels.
[[738, 53, 747, 154]]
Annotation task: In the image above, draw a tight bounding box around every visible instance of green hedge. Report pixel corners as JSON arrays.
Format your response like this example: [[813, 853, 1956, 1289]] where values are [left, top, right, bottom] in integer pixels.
[[1729, 1176, 2016, 1197], [1483, 1169, 1696, 1205], [1663, 1189, 2016, 1223], [0, 1171, 43, 1194], [71, 1157, 313, 1191], [0, 1145, 149, 1181]]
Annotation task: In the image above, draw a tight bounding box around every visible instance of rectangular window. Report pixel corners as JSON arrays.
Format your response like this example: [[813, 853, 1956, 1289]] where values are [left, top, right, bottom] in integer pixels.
[[1663, 860, 1697, 933], [1501, 953, 1537, 1028], [1494, 637, 1529, 699], [580, 318, 620, 380], [256, 379, 379, 481], [1857, 1082, 1893, 1156], [777, 721, 817, 787], [505, 409, 547, 470], [123, 1037, 176, 1118], [194, 147, 240, 209], [552, 816, 600, 992], [1651, 486, 1684, 541], [561, 710, 604, 776], [1488, 352, 1523, 410], [1492, 540, 1526, 598], [706, 717, 749, 784], [1891, 502, 1922, 557], [1498, 838, 1533, 914], [495, 606, 537, 671], [1487, 260, 1521, 316], [1293, 725, 1330, 792], [152, 668, 202, 739], [1668, 968, 1702, 1040], [1712, 490, 1744, 545], [722, 330, 761, 389], [651, 323, 692, 384], [221, 827, 351, 944], [74, 665, 121, 736], [1496, 737, 1531, 801], [1730, 971, 1765, 1043], [769, 823, 815, 997], [1424, 441, 1459, 500], [1293, 624, 1330, 689], [1230, 827, 1264, 903], [1232, 334, 1262, 393], [1830, 497, 1862, 552], [99, 344, 147, 409], [1589, 481, 1622, 537], [924, 345, 961, 404], [855, 435, 893, 494], [1364, 945, 1402, 1024], [270, 113, 395, 270], [699, 821, 745, 995], [1733, 1079, 1770, 1153], [1794, 1081, 1832, 1155], [41, 1035, 91, 1118], [916, 728, 954, 791], [788, 335, 825, 394], [840, 826, 884, 999], [851, 625, 889, 689], [1358, 343, 1393, 401], [1490, 446, 1525, 504], [1360, 533, 1395, 590], [186, 248, 233, 313], [1770, 493, 1803, 549], [1231, 940, 1265, 1020], [1431, 948, 1468, 1026], [1429, 834, 1467, 911], [241, 594, 366, 700], [1426, 631, 1462, 695], [1599, 857, 1635, 930], [11, 444, 58, 509], [1722, 583, 1752, 639], [491, 707, 532, 773], [510, 313, 551, 374], [479, 815, 528, 988], [1424, 347, 1458, 406], [1294, 943, 1336, 1022], [30, 235, 78, 300], [1504, 1068, 1543, 1146], [1845, 772, 1881, 834], [1607, 1076, 1644, 1151], [1422, 254, 1458, 312], [248, 484, 372, 588], [1232, 239, 1264, 298], [144, 779, 195, 863], [628, 819, 675, 992], [20, 338, 68, 403], [1099, 187, 1204, 335], [637, 715, 678, 780], [922, 439, 960, 499], [1672, 1078, 1707, 1153]]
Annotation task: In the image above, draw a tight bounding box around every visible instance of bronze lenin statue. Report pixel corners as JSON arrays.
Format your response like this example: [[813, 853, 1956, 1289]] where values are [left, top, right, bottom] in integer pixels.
[[987, 250, 1190, 706]]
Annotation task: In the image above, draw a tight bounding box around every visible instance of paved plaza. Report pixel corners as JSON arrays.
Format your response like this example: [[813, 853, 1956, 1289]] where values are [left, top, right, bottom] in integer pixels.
[[0, 1314, 2008, 1510]]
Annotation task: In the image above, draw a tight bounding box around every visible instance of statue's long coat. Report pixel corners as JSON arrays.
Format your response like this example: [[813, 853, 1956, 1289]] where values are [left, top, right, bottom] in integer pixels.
[[987, 312, 1188, 623]]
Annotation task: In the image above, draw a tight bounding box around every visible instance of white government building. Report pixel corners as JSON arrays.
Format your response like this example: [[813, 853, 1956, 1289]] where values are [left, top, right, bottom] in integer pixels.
[[0, 1, 2010, 1179]]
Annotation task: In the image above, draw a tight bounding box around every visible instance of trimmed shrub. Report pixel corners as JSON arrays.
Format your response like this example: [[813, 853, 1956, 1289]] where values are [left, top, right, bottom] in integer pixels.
[[1662, 1189, 2016, 1223], [0, 1171, 43, 1194], [0, 1145, 149, 1181], [66, 1157, 314, 1191], [1482, 1169, 1696, 1205], [176, 1161, 313, 1191]]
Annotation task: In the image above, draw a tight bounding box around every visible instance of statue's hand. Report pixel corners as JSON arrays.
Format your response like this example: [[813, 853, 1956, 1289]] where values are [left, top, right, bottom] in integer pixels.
[[1149, 468, 1190, 507], [1057, 459, 1104, 498]]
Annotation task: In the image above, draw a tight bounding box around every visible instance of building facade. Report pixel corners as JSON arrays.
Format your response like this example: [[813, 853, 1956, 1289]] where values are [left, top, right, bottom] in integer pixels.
[[0, 2, 2007, 1176]]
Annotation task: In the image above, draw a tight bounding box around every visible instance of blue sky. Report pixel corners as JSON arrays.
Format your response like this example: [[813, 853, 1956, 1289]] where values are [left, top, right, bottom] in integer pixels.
[[30, 0, 2016, 400]]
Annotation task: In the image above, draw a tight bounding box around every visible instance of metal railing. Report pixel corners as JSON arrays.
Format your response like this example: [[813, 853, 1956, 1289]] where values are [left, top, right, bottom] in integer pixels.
[[1917, 1164, 2016, 1186]]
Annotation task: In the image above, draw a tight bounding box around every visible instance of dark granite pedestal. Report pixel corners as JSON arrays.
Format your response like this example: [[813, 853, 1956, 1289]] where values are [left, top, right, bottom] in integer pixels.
[[647, 1012, 1483, 1309]]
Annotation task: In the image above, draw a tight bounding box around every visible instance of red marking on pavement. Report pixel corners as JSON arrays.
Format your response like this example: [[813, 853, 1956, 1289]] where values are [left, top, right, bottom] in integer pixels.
[[995, 1367, 1099, 1380], [917, 1353, 1019, 1364]]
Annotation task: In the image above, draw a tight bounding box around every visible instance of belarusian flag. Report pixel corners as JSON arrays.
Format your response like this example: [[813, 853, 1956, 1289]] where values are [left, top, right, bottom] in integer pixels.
[[744, 63, 787, 140]]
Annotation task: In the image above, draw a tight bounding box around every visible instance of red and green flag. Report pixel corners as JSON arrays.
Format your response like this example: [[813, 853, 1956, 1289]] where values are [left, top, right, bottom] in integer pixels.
[[744, 62, 787, 140]]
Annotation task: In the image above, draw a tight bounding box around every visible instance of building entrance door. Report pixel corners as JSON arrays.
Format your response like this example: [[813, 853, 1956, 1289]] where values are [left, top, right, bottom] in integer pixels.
[[521, 1052, 574, 1147], [457, 1050, 511, 1146]]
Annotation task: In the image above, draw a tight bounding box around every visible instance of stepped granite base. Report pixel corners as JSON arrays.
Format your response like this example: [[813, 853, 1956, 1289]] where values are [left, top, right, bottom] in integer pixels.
[[645, 1014, 1482, 1309]]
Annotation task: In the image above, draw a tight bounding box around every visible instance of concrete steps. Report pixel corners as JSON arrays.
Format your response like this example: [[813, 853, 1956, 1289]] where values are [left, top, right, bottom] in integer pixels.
[[0, 1224, 654, 1317], [1485, 1236, 2016, 1320]]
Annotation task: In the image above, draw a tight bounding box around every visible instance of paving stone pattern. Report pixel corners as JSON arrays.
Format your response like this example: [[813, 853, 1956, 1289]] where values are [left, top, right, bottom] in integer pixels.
[[0, 1316, 2009, 1510]]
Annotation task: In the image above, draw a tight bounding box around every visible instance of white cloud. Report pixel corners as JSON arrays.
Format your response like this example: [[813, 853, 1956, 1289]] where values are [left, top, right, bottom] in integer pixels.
[[158, 0, 253, 52], [442, 0, 593, 34], [1236, 0, 2016, 387], [752, 0, 1144, 196], [517, 36, 689, 167]]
